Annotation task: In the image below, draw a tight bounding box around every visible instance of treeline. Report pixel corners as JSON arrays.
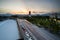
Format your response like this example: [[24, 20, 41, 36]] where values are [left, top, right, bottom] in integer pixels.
[[0, 16, 16, 21], [25, 16, 60, 35], [0, 15, 60, 35]]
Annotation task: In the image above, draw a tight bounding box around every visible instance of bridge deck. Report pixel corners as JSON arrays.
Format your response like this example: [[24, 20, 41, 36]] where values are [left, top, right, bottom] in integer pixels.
[[17, 19, 60, 40]]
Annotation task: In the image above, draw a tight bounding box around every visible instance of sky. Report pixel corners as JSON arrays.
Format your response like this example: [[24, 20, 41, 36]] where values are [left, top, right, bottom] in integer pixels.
[[0, 0, 60, 14]]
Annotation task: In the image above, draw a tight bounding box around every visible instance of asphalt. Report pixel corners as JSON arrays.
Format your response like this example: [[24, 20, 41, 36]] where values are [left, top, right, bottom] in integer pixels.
[[17, 19, 60, 40]]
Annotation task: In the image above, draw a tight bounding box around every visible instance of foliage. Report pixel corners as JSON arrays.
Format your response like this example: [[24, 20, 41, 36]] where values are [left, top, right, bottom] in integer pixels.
[[26, 16, 60, 34]]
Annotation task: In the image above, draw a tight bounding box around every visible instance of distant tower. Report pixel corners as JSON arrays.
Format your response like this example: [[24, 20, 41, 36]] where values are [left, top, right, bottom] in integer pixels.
[[29, 11, 31, 17]]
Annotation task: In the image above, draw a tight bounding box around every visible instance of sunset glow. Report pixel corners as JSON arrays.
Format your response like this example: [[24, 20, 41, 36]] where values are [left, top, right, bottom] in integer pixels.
[[0, 0, 60, 14]]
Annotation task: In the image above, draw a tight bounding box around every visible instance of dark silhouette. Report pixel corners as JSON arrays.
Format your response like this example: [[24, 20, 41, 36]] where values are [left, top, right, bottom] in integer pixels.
[[29, 11, 31, 15]]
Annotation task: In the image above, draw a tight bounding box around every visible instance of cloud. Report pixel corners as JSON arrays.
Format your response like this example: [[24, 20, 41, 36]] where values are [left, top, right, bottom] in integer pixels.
[[0, 0, 60, 12]]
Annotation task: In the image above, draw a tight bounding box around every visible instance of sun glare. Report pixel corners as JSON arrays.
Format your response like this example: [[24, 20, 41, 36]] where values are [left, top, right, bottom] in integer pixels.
[[10, 9, 28, 14]]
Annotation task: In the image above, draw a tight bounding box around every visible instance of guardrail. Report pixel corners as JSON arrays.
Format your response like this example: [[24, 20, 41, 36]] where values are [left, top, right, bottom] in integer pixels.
[[20, 25, 36, 40], [16, 19, 37, 40]]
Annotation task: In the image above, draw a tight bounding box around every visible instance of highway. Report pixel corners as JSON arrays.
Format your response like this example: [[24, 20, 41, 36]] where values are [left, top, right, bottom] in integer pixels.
[[17, 19, 60, 40], [0, 19, 60, 40]]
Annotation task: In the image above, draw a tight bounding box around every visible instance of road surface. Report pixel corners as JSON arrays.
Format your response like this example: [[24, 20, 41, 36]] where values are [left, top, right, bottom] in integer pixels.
[[17, 19, 60, 40]]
